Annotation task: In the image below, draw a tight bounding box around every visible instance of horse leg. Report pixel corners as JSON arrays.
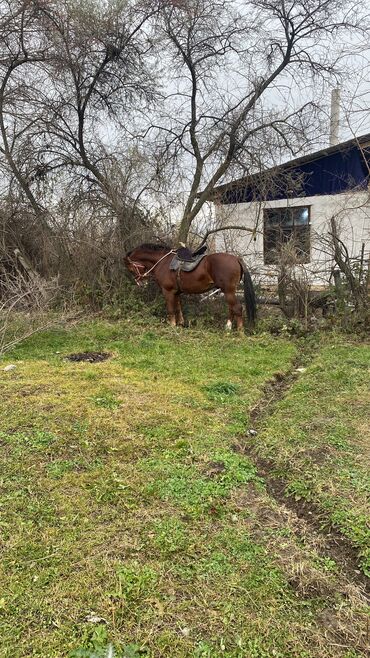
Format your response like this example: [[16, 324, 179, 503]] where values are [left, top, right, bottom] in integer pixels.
[[175, 295, 184, 326], [163, 290, 177, 327], [225, 304, 233, 331], [224, 290, 244, 332]]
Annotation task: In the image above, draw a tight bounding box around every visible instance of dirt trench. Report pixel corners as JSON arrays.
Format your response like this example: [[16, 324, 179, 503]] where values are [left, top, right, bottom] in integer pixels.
[[232, 343, 369, 655], [235, 342, 368, 591]]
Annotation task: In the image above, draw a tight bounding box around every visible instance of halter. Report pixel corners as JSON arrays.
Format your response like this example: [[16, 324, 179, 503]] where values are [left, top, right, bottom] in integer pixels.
[[127, 250, 176, 286]]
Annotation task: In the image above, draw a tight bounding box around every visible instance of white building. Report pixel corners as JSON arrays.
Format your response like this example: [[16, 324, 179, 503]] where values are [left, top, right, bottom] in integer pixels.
[[213, 134, 370, 288]]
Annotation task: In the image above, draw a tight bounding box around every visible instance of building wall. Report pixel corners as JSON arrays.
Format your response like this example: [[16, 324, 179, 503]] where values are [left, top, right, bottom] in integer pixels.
[[215, 190, 370, 288]]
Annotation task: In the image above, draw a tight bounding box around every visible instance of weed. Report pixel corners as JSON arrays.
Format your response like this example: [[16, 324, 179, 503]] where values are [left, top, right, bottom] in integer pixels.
[[314, 556, 338, 573], [152, 518, 189, 556], [286, 479, 314, 502], [205, 381, 241, 401], [122, 646, 147, 658], [87, 472, 132, 504], [91, 393, 120, 409], [0, 429, 57, 451], [108, 563, 158, 623], [69, 626, 110, 657]]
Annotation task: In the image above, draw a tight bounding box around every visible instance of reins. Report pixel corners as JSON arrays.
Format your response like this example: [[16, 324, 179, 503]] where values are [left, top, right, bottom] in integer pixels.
[[128, 249, 176, 285]]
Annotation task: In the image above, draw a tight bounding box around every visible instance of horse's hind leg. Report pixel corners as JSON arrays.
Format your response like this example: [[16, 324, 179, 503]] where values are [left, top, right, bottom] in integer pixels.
[[224, 290, 243, 332], [225, 301, 233, 331]]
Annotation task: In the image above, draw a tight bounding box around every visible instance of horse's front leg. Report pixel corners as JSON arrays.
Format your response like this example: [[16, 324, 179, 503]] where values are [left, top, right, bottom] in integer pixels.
[[175, 295, 184, 326], [163, 290, 177, 327]]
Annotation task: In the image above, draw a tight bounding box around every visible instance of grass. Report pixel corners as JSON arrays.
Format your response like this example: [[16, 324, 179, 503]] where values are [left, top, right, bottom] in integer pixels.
[[0, 319, 369, 658], [250, 340, 370, 575]]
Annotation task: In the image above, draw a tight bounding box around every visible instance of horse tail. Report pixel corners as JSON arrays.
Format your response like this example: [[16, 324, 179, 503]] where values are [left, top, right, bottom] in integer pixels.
[[239, 259, 257, 329]]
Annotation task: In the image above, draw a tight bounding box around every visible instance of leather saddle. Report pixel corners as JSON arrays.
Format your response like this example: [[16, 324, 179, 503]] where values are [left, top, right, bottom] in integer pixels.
[[170, 244, 207, 272]]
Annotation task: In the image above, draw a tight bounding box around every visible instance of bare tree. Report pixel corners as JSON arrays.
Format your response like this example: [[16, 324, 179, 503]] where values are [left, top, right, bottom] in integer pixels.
[[0, 0, 162, 249], [0, 0, 53, 226], [34, 0, 162, 239], [156, 0, 367, 243]]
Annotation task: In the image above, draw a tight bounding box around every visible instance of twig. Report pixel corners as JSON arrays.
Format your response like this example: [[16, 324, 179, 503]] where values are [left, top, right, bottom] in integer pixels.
[[0, 319, 57, 356]]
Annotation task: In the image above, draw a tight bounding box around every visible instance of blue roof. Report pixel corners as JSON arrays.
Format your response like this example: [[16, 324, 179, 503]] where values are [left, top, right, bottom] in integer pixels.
[[216, 135, 370, 204]]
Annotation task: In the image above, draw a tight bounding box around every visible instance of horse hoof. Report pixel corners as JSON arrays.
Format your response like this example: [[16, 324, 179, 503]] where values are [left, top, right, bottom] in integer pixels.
[[225, 320, 232, 331]]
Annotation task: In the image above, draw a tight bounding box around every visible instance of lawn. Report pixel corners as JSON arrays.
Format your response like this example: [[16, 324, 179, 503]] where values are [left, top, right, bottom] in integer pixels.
[[0, 319, 368, 658]]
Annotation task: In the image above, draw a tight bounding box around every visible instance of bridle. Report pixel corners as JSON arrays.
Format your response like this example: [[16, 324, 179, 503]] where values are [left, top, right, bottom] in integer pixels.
[[127, 249, 176, 286], [127, 258, 146, 285]]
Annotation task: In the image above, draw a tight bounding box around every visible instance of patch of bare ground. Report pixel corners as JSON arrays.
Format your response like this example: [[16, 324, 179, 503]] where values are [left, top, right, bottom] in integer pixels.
[[235, 440, 370, 595], [65, 351, 111, 362], [231, 484, 370, 655]]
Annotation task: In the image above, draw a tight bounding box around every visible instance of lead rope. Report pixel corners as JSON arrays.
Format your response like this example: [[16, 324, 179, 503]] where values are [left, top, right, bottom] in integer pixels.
[[128, 249, 176, 285]]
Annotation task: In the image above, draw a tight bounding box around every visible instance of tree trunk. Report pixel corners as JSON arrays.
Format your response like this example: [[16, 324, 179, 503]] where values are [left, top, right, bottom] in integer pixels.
[[177, 214, 193, 244]]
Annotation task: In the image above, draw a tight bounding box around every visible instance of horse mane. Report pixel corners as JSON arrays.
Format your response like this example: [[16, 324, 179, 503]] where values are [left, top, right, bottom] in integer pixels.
[[127, 243, 172, 256]]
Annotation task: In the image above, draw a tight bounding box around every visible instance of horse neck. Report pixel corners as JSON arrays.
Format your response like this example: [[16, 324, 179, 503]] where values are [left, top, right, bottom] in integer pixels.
[[138, 249, 168, 264]]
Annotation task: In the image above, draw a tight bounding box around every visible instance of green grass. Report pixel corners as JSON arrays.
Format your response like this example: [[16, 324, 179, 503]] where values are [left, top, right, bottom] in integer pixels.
[[250, 340, 370, 575], [0, 320, 368, 658]]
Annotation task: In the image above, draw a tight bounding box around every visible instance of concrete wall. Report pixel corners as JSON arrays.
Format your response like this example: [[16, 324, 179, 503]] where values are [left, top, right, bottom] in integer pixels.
[[215, 190, 370, 288]]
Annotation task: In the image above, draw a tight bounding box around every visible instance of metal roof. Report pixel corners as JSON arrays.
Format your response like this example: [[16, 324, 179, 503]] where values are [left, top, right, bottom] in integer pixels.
[[210, 132, 370, 198]]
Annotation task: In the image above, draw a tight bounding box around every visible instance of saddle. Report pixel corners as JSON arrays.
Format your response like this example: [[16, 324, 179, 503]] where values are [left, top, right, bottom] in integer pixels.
[[170, 244, 207, 272]]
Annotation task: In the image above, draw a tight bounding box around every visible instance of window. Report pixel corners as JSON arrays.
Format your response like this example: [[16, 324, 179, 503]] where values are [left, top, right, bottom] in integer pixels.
[[263, 206, 310, 264]]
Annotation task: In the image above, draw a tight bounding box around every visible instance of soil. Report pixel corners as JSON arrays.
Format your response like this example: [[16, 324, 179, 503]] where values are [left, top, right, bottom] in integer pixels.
[[65, 351, 111, 363]]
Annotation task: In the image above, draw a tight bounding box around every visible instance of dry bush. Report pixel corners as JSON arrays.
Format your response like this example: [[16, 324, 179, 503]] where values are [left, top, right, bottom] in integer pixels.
[[322, 216, 369, 330], [327, 216, 369, 309], [270, 239, 335, 328], [0, 264, 61, 355], [275, 241, 312, 323], [52, 213, 163, 309], [274, 223, 369, 331], [0, 190, 160, 312]]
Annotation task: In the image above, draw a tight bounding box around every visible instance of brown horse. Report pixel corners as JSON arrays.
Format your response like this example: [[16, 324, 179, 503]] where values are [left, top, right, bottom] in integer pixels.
[[125, 244, 256, 331]]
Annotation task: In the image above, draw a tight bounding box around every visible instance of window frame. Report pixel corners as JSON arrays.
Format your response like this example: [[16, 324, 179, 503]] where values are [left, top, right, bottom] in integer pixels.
[[263, 205, 311, 265]]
